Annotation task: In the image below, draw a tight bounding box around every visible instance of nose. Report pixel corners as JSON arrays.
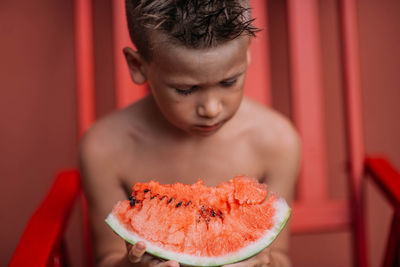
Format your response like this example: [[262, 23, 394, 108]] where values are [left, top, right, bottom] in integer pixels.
[[196, 95, 222, 119]]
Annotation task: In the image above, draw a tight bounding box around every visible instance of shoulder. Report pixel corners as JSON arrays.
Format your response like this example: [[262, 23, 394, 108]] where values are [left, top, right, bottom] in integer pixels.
[[240, 97, 300, 156], [238, 98, 301, 192], [79, 100, 148, 179], [79, 97, 151, 162], [80, 111, 127, 167], [78, 114, 126, 201]]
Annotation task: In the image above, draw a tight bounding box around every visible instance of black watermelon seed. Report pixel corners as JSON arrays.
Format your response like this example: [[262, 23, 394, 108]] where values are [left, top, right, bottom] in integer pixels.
[[144, 189, 150, 193], [130, 198, 135, 207], [185, 201, 192, 206], [168, 198, 174, 204], [151, 195, 156, 200], [176, 201, 183, 208], [211, 210, 216, 217]]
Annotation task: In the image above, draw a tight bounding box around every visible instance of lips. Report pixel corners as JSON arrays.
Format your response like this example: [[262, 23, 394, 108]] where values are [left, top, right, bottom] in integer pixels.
[[194, 122, 223, 132]]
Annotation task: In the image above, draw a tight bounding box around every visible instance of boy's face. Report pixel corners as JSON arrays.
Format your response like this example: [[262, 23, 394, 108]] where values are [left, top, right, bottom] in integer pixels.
[[142, 34, 250, 137]]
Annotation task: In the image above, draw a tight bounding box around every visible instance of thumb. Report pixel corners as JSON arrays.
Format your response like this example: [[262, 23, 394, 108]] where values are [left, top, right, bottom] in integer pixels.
[[127, 241, 146, 263]]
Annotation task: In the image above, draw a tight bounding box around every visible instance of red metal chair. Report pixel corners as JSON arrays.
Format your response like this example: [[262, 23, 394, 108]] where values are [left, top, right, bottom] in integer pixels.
[[9, 0, 400, 266]]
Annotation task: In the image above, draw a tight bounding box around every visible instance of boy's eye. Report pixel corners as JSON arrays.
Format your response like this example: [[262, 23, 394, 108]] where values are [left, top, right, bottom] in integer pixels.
[[220, 79, 237, 87], [175, 86, 197, 96]]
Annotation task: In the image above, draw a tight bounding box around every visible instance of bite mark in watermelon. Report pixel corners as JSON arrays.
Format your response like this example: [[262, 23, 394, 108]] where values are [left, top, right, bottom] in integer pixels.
[[105, 175, 291, 266]]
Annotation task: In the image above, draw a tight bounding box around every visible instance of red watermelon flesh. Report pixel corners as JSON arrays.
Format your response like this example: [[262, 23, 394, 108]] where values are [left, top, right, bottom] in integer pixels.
[[106, 175, 291, 266]]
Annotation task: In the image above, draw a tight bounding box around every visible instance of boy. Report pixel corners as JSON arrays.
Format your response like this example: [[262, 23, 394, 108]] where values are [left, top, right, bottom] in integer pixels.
[[80, 0, 300, 266]]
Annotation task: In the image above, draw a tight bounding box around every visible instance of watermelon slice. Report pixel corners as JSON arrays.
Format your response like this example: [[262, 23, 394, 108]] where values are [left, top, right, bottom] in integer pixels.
[[105, 175, 291, 266]]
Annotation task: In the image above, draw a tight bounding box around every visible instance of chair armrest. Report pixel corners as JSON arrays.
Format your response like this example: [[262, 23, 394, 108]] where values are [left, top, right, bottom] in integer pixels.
[[365, 156, 400, 208], [10, 170, 81, 267]]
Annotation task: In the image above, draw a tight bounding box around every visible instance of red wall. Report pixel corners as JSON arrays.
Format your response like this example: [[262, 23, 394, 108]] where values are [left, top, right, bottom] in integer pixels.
[[359, 0, 400, 266], [0, 1, 78, 265], [1, 0, 399, 266], [286, 0, 400, 266]]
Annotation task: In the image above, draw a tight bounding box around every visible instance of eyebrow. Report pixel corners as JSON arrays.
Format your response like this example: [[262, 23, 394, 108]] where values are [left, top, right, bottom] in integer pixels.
[[168, 69, 246, 88], [221, 70, 246, 81]]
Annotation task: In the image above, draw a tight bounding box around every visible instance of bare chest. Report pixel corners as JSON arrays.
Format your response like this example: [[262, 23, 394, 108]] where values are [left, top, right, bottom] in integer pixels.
[[119, 138, 264, 193]]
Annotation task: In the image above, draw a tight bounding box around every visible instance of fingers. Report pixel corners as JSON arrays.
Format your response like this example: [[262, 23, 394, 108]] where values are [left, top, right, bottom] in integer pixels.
[[222, 255, 271, 267], [160, 261, 180, 267], [143, 254, 180, 267], [127, 241, 146, 263], [149, 260, 180, 267], [127, 241, 180, 266]]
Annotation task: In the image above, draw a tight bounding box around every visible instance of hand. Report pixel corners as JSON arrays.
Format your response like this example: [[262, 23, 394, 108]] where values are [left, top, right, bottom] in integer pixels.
[[126, 241, 180, 267], [222, 248, 272, 267]]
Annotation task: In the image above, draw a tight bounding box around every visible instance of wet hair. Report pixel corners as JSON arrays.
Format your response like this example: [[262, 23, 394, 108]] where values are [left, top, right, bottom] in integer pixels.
[[125, 0, 260, 61]]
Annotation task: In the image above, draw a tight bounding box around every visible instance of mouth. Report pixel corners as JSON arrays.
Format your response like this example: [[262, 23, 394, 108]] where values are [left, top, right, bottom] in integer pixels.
[[193, 122, 223, 132]]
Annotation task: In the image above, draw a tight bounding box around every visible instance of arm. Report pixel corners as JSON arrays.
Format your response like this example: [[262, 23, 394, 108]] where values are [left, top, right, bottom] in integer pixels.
[[262, 123, 300, 267], [79, 128, 132, 267], [227, 116, 300, 267], [261, 118, 300, 267], [79, 126, 180, 267]]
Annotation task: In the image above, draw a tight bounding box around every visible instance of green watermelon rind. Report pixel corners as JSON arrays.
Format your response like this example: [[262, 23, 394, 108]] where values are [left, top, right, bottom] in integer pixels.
[[105, 197, 291, 267]]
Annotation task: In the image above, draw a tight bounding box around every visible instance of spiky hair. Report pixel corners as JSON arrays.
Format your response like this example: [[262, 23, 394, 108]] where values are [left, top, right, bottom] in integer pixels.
[[125, 0, 260, 60]]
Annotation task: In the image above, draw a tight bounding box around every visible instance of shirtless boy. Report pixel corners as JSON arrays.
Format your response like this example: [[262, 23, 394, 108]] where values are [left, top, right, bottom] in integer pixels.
[[79, 1, 300, 266]]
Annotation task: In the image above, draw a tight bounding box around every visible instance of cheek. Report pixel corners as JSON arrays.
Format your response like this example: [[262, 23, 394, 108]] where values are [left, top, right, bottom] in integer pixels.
[[224, 85, 244, 112], [157, 94, 195, 122], [169, 100, 196, 118], [229, 93, 244, 113], [148, 82, 174, 110]]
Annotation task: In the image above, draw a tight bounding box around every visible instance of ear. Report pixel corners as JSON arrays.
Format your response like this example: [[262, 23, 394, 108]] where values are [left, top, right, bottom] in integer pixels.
[[123, 47, 147, 85]]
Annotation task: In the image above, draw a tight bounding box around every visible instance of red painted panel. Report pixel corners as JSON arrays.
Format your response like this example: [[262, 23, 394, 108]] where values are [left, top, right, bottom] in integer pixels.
[[339, 0, 365, 205], [112, 0, 148, 109], [291, 200, 350, 233], [74, 0, 96, 137], [287, 0, 328, 202], [339, 0, 367, 266], [246, 0, 271, 106]]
